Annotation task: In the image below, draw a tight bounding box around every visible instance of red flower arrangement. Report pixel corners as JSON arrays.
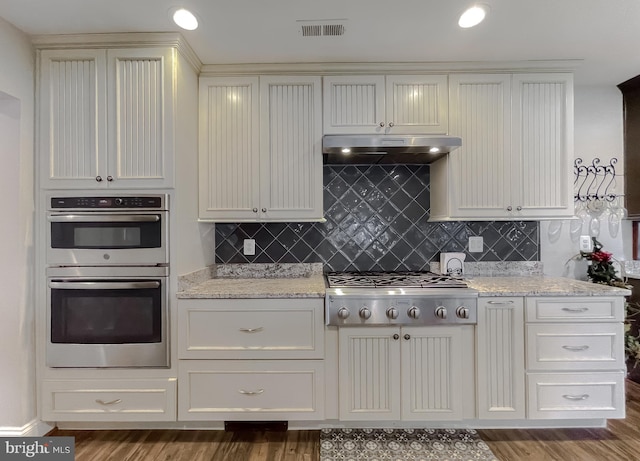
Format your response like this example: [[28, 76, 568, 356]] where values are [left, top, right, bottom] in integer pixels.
[[580, 237, 625, 287]]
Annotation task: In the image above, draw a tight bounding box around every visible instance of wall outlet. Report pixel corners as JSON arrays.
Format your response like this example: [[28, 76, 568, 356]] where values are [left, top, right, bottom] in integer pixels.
[[579, 235, 593, 252], [468, 236, 483, 253], [243, 239, 256, 255]]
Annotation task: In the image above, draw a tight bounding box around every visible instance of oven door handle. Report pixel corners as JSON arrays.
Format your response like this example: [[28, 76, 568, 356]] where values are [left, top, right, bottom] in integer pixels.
[[49, 281, 161, 290], [48, 214, 160, 223]]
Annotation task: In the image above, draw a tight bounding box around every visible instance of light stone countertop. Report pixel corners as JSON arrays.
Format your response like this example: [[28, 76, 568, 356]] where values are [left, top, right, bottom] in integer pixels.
[[468, 276, 631, 297]]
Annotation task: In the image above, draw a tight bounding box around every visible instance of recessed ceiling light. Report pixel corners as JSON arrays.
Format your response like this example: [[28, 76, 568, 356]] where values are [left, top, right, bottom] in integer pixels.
[[173, 8, 198, 31], [458, 4, 489, 28]]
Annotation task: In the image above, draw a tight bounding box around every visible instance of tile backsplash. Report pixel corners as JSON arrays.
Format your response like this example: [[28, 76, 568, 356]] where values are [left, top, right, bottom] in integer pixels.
[[215, 165, 539, 272]]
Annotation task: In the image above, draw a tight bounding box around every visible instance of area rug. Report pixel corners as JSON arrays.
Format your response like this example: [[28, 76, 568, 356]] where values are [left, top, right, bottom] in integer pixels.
[[320, 428, 499, 461]]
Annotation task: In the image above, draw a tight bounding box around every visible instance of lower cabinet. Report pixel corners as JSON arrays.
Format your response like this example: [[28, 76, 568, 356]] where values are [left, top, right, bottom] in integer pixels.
[[41, 378, 177, 422], [338, 326, 469, 421], [178, 360, 324, 421], [177, 298, 325, 421]]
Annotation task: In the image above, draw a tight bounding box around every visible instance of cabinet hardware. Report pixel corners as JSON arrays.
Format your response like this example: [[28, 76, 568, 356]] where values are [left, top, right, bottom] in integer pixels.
[[403, 334, 411, 340], [487, 300, 514, 305], [388, 122, 394, 127], [392, 333, 400, 340], [96, 176, 103, 182], [562, 394, 589, 401], [561, 345, 590, 351], [252, 208, 258, 213], [262, 208, 267, 213], [96, 399, 122, 406], [239, 327, 264, 333], [107, 175, 113, 182], [238, 389, 264, 395], [379, 122, 385, 127], [506, 206, 513, 211], [561, 307, 588, 313], [516, 205, 522, 211]]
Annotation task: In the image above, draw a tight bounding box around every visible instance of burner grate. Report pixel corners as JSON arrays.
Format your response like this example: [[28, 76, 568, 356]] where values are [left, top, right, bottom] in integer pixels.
[[325, 271, 467, 289]]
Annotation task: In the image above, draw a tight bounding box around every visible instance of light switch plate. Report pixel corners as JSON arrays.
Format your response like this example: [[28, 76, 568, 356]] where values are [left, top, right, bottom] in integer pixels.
[[579, 235, 593, 252], [468, 236, 483, 253], [243, 239, 256, 255]]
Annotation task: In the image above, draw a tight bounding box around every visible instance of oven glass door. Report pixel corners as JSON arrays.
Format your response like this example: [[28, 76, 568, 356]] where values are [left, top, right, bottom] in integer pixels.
[[47, 212, 168, 265], [47, 278, 168, 368]]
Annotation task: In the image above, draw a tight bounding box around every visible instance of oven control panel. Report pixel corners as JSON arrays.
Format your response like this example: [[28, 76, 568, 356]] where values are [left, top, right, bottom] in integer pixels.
[[50, 195, 166, 210]]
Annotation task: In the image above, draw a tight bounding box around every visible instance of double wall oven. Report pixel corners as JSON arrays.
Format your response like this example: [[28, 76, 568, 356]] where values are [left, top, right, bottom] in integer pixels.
[[45, 194, 170, 368]]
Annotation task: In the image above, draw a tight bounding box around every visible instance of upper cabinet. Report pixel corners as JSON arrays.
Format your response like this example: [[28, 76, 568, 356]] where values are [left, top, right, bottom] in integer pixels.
[[39, 48, 175, 189], [199, 75, 323, 222], [430, 73, 574, 221], [323, 75, 448, 134]]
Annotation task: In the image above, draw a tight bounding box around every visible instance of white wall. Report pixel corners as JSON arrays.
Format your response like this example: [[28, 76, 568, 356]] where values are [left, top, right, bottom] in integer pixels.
[[540, 84, 630, 278], [0, 16, 36, 431]]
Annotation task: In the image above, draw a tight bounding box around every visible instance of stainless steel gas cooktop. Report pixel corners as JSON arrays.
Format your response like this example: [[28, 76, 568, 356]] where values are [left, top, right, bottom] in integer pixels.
[[324, 271, 478, 327]]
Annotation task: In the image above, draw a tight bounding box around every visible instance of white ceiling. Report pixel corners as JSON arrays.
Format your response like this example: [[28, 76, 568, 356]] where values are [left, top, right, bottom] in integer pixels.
[[1, 0, 639, 86]]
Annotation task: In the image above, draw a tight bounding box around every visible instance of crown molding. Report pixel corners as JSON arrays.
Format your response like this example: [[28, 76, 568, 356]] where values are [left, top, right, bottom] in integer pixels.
[[32, 32, 202, 72]]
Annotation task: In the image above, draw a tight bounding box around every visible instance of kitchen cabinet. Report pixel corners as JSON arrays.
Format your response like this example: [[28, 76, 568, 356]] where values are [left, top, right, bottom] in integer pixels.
[[38, 48, 175, 189], [199, 75, 323, 221], [525, 297, 626, 419], [338, 326, 469, 421], [41, 378, 177, 422], [430, 73, 574, 220], [177, 298, 325, 421], [617, 75, 640, 219], [323, 75, 448, 135], [476, 297, 526, 420]]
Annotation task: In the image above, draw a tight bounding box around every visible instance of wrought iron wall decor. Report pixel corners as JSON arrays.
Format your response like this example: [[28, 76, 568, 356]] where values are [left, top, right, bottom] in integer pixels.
[[574, 157, 619, 202]]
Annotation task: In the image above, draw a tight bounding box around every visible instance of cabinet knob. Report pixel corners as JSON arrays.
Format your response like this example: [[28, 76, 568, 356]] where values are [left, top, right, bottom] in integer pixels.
[[107, 175, 113, 182], [516, 205, 522, 211], [403, 334, 410, 340], [379, 122, 385, 127], [388, 122, 394, 127], [262, 208, 267, 213], [393, 333, 400, 340], [506, 205, 513, 211], [96, 176, 103, 182], [253, 208, 258, 213]]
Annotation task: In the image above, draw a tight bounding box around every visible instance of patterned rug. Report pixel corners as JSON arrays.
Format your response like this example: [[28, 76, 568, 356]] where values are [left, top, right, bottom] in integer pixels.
[[320, 428, 499, 461]]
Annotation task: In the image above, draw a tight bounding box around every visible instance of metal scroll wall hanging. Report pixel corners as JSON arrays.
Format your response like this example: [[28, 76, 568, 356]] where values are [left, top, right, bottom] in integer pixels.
[[571, 157, 625, 240]]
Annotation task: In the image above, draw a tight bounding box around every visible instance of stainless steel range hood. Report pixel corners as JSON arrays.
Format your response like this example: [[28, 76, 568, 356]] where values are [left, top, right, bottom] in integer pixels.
[[322, 134, 462, 164]]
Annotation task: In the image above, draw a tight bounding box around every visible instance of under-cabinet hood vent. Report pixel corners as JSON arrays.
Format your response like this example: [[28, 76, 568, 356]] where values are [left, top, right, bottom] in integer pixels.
[[322, 134, 462, 164]]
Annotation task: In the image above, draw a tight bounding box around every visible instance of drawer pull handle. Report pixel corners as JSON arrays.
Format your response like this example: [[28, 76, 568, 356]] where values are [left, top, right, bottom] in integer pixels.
[[562, 345, 590, 351], [239, 327, 264, 333], [487, 300, 514, 305], [96, 399, 122, 406], [238, 389, 264, 396], [562, 394, 590, 401], [561, 307, 589, 313]]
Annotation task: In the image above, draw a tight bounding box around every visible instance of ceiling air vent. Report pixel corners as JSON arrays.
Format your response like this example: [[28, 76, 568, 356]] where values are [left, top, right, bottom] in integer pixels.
[[299, 20, 346, 37]]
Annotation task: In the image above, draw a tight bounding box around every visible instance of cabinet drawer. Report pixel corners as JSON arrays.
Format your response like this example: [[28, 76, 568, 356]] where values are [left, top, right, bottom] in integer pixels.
[[526, 323, 625, 371], [41, 378, 177, 422], [526, 297, 623, 322], [178, 360, 324, 421], [178, 299, 324, 359], [527, 372, 625, 419]]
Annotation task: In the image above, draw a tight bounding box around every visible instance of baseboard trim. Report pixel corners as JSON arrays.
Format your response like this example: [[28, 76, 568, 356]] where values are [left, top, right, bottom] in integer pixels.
[[0, 419, 55, 437]]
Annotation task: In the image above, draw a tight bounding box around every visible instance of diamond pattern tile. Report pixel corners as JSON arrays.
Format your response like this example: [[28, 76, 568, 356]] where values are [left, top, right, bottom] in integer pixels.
[[215, 165, 540, 271]]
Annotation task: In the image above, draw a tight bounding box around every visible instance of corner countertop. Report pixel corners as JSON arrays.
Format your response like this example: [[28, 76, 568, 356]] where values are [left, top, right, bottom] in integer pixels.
[[468, 276, 631, 297]]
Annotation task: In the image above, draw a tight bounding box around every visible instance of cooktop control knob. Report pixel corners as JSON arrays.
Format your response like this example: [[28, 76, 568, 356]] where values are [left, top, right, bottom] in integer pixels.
[[337, 307, 350, 319], [456, 306, 470, 319], [115, 198, 124, 206], [359, 307, 372, 320], [386, 307, 399, 319], [435, 306, 447, 319], [407, 306, 421, 319]]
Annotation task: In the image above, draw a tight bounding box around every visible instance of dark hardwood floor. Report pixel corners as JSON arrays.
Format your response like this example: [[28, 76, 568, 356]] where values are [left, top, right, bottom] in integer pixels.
[[49, 379, 640, 461]]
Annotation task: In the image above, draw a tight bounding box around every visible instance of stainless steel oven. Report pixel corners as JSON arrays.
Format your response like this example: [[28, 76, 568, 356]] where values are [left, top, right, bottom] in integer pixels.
[[46, 194, 168, 266], [46, 266, 169, 368]]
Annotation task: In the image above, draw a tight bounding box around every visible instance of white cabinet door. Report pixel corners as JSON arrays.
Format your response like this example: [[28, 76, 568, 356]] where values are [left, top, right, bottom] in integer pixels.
[[107, 48, 174, 188], [385, 75, 448, 134], [323, 75, 386, 134], [476, 297, 526, 420], [401, 326, 463, 421], [39, 47, 175, 189], [198, 77, 260, 220], [39, 49, 108, 189], [432, 74, 512, 220], [259, 76, 323, 221], [511, 73, 574, 218], [338, 327, 401, 421]]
